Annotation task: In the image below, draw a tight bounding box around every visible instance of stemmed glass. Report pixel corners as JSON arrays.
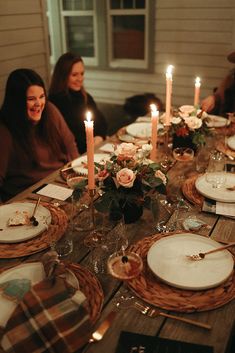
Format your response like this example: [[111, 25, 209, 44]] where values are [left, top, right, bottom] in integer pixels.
[[66, 173, 92, 231]]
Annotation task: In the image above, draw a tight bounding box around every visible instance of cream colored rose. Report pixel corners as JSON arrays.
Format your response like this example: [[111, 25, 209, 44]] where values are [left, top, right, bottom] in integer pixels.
[[116, 168, 136, 188], [141, 143, 152, 152], [185, 116, 202, 130], [172, 117, 182, 124], [115, 143, 137, 158], [155, 170, 167, 185]]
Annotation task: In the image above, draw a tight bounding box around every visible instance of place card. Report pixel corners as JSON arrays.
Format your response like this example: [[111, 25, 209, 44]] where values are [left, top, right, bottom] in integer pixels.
[[115, 331, 213, 353], [216, 202, 235, 218], [35, 184, 73, 201]]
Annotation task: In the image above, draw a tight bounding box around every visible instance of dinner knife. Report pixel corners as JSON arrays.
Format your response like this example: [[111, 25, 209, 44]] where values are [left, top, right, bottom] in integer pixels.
[[89, 311, 117, 343]]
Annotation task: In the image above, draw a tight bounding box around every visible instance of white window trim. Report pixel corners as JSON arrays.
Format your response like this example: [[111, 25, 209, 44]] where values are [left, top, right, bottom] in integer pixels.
[[59, 0, 98, 66]]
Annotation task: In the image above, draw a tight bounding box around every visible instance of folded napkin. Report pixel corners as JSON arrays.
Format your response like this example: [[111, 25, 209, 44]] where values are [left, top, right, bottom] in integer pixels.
[[1, 252, 92, 353]]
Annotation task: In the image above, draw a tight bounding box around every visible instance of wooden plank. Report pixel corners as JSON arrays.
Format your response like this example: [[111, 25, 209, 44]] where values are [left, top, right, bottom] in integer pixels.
[[157, 0, 233, 8], [0, 14, 42, 30], [0, 0, 41, 15], [0, 28, 44, 46], [157, 8, 233, 20], [0, 54, 46, 76], [0, 41, 46, 60], [156, 19, 232, 32], [156, 31, 231, 44]]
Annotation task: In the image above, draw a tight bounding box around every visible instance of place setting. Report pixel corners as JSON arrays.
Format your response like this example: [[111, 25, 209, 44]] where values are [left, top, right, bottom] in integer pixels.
[[123, 231, 235, 313], [0, 251, 104, 352], [0, 198, 68, 258]]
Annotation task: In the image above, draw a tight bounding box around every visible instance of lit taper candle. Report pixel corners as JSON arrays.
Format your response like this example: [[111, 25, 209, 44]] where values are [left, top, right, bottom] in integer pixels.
[[194, 77, 201, 107], [150, 103, 159, 160], [165, 65, 174, 126], [84, 111, 95, 190]]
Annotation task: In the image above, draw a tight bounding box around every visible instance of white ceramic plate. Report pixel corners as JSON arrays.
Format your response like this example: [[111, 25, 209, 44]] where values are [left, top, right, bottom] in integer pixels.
[[0, 262, 45, 327], [147, 233, 234, 290], [126, 122, 164, 138], [227, 135, 235, 151], [195, 173, 235, 203], [206, 115, 230, 127], [71, 153, 110, 174], [0, 202, 51, 243], [118, 134, 136, 143]]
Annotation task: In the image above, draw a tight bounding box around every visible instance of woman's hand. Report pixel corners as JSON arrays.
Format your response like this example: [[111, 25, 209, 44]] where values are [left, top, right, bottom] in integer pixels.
[[94, 135, 104, 147], [201, 95, 215, 112]]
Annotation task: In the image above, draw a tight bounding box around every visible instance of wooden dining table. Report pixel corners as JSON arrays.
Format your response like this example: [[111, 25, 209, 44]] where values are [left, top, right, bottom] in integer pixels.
[[0, 131, 235, 353]]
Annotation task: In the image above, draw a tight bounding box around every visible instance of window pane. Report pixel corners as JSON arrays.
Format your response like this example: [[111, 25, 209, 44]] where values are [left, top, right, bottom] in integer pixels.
[[112, 15, 145, 59], [136, 0, 145, 8], [123, 0, 133, 9], [63, 0, 93, 10], [111, 0, 121, 9], [65, 16, 94, 57]]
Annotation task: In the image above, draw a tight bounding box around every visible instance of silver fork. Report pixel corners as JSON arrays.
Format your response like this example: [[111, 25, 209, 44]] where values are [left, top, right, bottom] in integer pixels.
[[133, 301, 211, 330]]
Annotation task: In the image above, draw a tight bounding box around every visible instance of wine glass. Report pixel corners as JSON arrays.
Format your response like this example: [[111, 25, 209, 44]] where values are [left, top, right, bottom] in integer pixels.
[[84, 210, 128, 274], [66, 173, 92, 231]]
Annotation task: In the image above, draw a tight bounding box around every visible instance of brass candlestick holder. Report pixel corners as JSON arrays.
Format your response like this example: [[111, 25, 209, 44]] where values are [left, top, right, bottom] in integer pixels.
[[89, 188, 96, 230]]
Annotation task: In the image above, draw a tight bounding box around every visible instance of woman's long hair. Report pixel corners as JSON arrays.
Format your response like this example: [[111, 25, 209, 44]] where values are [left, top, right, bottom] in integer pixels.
[[0, 68, 63, 160], [49, 52, 87, 103]]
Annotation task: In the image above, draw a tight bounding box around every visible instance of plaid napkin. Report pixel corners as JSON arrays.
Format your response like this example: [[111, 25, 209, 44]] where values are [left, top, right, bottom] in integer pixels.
[[1, 252, 93, 353]]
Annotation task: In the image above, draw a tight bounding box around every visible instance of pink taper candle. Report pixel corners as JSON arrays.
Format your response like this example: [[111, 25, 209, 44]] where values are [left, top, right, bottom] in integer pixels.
[[165, 65, 174, 126], [150, 103, 159, 161], [194, 77, 201, 107], [84, 111, 95, 190]]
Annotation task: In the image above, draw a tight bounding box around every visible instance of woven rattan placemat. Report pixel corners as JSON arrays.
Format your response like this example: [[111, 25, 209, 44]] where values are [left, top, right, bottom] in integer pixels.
[[127, 233, 235, 312], [66, 262, 104, 323], [182, 175, 204, 207], [0, 202, 68, 258]]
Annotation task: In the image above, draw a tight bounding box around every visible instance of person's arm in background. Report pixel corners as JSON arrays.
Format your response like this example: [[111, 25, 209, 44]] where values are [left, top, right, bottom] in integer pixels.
[[201, 95, 216, 112]]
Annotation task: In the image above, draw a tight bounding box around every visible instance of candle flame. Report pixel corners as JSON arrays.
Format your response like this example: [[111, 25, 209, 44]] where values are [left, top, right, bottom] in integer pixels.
[[150, 103, 157, 113], [195, 77, 201, 87], [86, 111, 92, 122], [166, 65, 174, 80]]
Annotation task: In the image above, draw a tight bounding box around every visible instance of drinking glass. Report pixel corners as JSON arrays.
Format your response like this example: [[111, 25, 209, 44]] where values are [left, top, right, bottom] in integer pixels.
[[205, 151, 227, 188], [84, 210, 128, 274]]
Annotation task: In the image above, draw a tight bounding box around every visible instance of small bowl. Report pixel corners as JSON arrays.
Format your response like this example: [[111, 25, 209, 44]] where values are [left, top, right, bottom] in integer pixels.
[[173, 147, 194, 162], [107, 251, 143, 280]]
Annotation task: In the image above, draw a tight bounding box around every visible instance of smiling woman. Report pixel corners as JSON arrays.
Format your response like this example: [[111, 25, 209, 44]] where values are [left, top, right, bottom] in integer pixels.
[[0, 68, 79, 202]]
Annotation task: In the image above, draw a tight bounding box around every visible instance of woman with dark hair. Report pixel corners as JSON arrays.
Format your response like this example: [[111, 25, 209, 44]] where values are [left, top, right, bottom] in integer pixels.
[[201, 52, 235, 116], [49, 52, 107, 154], [0, 68, 79, 201]]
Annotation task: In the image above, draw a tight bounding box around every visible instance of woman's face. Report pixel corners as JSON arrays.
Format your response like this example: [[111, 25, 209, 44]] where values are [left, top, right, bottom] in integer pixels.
[[26, 85, 46, 123], [68, 61, 85, 91]]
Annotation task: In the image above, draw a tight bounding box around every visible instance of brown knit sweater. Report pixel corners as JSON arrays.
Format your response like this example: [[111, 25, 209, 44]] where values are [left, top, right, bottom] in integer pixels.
[[0, 102, 79, 201]]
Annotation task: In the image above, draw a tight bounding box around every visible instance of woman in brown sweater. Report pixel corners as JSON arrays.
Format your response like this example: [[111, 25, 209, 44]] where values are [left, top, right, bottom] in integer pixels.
[[0, 69, 79, 202]]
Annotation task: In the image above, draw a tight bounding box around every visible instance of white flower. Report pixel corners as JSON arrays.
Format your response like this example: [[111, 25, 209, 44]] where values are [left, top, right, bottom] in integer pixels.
[[141, 143, 152, 152], [185, 116, 202, 130], [155, 170, 167, 185], [115, 143, 137, 158], [172, 117, 182, 124], [116, 168, 136, 188]]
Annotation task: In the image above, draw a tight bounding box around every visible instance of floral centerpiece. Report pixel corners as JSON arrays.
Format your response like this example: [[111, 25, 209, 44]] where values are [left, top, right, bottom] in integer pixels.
[[94, 143, 167, 223], [171, 105, 210, 150]]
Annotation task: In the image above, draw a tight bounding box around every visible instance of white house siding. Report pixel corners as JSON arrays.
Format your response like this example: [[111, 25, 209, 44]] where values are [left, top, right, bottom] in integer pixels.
[[84, 0, 235, 108], [0, 0, 50, 104]]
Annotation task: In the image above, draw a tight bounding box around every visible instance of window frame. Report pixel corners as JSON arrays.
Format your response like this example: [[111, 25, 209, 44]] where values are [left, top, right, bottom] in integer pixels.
[[47, 0, 154, 72]]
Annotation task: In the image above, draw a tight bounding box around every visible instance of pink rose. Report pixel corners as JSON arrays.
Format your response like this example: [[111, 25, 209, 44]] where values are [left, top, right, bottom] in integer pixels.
[[116, 168, 136, 188], [97, 169, 109, 181], [115, 143, 137, 159]]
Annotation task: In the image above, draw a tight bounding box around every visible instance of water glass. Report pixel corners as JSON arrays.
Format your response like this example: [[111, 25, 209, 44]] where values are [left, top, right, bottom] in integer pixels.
[[51, 232, 73, 258], [205, 151, 227, 188]]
